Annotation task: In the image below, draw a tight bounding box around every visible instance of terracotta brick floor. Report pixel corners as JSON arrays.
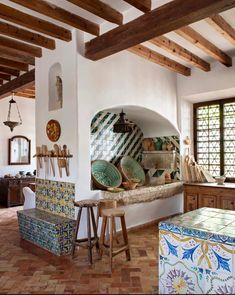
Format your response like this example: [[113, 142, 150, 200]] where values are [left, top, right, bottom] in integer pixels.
[[0, 206, 159, 294]]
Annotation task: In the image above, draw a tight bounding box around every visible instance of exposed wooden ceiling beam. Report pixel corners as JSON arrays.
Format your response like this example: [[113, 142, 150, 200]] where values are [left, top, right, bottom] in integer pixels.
[[150, 36, 210, 72], [85, 0, 235, 61], [207, 14, 235, 46], [15, 91, 35, 98], [0, 47, 35, 66], [0, 20, 55, 50], [0, 35, 41, 58], [67, 0, 123, 25], [176, 26, 232, 67], [0, 69, 35, 99], [0, 57, 29, 71], [123, 0, 151, 13], [128, 44, 191, 76], [11, 0, 100, 36], [0, 3, 71, 41], [0, 66, 20, 77], [0, 79, 3, 85], [0, 73, 11, 81]]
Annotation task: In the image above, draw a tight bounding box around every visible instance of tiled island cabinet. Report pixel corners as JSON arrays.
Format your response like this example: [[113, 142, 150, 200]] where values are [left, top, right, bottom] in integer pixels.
[[159, 208, 235, 294]]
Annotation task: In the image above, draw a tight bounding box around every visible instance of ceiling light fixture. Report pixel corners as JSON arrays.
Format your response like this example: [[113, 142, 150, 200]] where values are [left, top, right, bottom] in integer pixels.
[[113, 109, 135, 133], [3, 92, 22, 132]]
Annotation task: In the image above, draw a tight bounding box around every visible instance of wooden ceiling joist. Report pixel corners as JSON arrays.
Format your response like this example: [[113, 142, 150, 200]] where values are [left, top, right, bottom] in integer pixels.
[[176, 26, 232, 67], [11, 0, 100, 36], [123, 0, 151, 13], [0, 47, 35, 66], [128, 44, 191, 76], [0, 35, 42, 58], [0, 3, 71, 41], [0, 57, 28, 72], [85, 0, 235, 61], [0, 73, 11, 81], [67, 0, 123, 25], [150, 36, 210, 72], [0, 66, 20, 77], [0, 20, 55, 50], [0, 69, 34, 100], [207, 14, 235, 46]]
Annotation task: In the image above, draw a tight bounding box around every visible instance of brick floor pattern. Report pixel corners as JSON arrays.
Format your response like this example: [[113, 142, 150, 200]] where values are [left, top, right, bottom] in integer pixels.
[[0, 207, 159, 294]]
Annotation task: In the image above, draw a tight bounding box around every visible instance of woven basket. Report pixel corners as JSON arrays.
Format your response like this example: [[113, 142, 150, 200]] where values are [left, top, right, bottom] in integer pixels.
[[119, 156, 146, 186], [91, 160, 122, 190]]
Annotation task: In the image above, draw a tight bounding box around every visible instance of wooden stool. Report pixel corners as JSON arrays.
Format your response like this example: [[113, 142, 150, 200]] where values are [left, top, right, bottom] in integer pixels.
[[100, 208, 131, 271], [72, 199, 100, 264], [96, 199, 119, 244]]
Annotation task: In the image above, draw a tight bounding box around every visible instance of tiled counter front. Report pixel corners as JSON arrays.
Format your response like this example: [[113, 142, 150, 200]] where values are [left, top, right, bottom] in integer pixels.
[[18, 209, 76, 256], [159, 208, 235, 294]]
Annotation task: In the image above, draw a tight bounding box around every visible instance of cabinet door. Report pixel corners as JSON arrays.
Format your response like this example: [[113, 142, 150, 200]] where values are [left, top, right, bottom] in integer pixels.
[[199, 194, 217, 208], [184, 194, 198, 212], [220, 196, 235, 211]]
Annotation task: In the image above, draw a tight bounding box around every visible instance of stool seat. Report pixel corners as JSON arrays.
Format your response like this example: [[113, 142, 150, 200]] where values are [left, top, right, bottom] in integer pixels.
[[73, 199, 99, 207], [102, 208, 125, 217]]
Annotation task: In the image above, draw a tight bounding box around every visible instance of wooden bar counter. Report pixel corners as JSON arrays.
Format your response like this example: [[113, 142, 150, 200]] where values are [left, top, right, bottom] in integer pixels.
[[184, 182, 235, 212]]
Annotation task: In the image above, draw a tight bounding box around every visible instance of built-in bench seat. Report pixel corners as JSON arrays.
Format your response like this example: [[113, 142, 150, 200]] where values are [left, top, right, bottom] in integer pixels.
[[17, 208, 76, 256]]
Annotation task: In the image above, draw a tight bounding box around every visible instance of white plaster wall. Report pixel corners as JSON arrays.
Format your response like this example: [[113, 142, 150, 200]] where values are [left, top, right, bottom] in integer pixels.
[[35, 31, 78, 184], [76, 32, 179, 198], [0, 96, 36, 177]]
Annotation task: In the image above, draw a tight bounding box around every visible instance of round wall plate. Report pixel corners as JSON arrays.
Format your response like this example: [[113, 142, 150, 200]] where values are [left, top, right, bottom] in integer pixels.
[[46, 119, 61, 142]]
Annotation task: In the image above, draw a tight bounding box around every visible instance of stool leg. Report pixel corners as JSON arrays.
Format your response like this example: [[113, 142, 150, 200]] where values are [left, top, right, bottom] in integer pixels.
[[109, 217, 114, 272], [113, 219, 119, 244], [100, 216, 107, 258], [72, 207, 82, 258], [87, 207, 92, 264], [90, 207, 100, 256], [120, 216, 131, 261]]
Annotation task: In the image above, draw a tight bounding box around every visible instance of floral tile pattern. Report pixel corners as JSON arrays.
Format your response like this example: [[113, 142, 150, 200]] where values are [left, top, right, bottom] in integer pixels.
[[159, 208, 235, 294], [36, 178, 75, 219]]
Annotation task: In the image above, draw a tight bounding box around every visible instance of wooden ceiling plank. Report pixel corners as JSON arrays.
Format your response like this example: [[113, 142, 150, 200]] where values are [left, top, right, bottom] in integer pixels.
[[176, 26, 232, 67], [67, 0, 123, 25], [11, 0, 100, 36], [0, 57, 29, 71], [85, 0, 235, 61], [0, 35, 42, 58], [150, 36, 210, 72], [0, 20, 55, 50], [0, 73, 11, 81], [15, 91, 35, 98], [0, 46, 35, 65], [123, 0, 151, 13], [0, 69, 35, 99], [0, 3, 71, 41], [207, 14, 235, 46], [128, 44, 191, 76], [0, 66, 20, 77], [0, 79, 4, 85]]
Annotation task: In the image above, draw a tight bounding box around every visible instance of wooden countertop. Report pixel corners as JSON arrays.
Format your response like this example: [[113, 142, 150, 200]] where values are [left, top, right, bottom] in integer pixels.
[[184, 182, 235, 189]]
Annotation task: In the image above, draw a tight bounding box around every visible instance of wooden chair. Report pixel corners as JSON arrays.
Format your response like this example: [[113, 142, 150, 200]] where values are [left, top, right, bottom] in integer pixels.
[[72, 199, 100, 264], [99, 208, 131, 271]]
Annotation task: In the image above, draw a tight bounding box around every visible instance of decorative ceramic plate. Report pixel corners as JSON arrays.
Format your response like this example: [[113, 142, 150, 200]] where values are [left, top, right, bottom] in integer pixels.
[[119, 156, 146, 186], [46, 119, 61, 142], [91, 160, 122, 190]]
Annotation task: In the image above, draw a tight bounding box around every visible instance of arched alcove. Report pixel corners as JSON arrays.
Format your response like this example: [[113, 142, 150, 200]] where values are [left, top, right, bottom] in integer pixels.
[[48, 63, 63, 111], [90, 106, 181, 189]]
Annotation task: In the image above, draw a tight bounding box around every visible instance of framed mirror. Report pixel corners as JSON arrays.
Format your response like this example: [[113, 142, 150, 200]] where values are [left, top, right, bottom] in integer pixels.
[[9, 136, 31, 165]]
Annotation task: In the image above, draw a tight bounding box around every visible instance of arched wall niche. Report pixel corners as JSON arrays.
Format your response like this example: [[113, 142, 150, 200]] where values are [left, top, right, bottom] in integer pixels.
[[48, 62, 63, 111]]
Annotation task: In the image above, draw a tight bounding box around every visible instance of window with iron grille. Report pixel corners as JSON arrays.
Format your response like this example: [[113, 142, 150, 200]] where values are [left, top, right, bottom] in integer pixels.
[[194, 98, 235, 181]]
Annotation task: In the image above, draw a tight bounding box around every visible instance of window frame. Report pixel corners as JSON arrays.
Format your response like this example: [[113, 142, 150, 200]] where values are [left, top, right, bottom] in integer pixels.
[[193, 97, 235, 182]]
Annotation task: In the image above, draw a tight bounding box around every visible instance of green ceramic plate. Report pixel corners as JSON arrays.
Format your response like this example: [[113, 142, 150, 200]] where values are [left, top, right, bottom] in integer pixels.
[[91, 160, 122, 190], [119, 156, 146, 186]]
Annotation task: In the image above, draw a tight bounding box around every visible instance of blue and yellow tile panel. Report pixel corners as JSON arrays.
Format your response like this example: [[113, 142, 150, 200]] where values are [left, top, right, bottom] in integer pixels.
[[159, 207, 235, 294], [17, 209, 76, 256], [36, 179, 75, 219]]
